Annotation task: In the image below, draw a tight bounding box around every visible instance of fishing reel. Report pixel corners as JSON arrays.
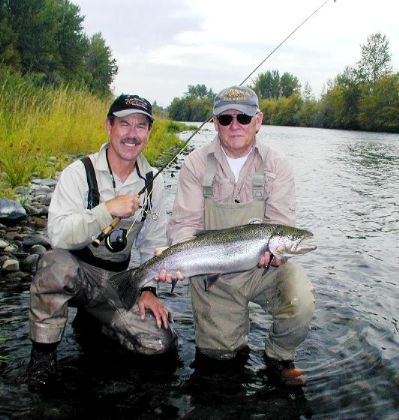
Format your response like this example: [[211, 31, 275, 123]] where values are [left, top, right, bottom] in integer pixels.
[[105, 228, 128, 252]]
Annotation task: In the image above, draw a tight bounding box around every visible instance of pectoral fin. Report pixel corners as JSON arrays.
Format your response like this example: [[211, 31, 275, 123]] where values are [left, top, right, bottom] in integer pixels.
[[170, 278, 178, 294]]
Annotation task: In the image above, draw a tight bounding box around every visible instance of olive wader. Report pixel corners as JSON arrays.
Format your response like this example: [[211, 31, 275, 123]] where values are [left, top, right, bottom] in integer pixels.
[[28, 157, 177, 355], [191, 153, 315, 360]]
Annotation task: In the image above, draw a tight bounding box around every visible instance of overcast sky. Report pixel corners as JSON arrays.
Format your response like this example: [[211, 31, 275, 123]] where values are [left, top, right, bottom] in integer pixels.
[[74, 0, 399, 107]]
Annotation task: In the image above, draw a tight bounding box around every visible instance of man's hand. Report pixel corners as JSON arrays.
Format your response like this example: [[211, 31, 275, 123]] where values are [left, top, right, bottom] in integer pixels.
[[153, 247, 185, 283], [105, 194, 141, 218], [258, 251, 288, 268], [138, 291, 170, 329]]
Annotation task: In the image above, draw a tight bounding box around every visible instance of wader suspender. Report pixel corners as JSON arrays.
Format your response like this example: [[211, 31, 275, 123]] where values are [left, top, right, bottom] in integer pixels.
[[202, 154, 266, 200], [81, 156, 100, 209], [135, 162, 153, 222]]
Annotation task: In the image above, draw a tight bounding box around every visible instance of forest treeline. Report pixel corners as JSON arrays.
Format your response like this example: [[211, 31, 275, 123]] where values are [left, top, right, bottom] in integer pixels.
[[0, 0, 117, 97], [168, 33, 399, 133], [1, 1, 398, 133]]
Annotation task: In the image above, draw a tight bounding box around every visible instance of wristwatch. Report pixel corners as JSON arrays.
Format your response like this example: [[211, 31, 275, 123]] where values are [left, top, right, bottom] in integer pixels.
[[140, 286, 157, 296]]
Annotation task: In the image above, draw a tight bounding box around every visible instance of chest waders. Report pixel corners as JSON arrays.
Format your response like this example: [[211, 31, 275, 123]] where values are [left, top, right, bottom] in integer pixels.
[[190, 153, 268, 358], [29, 156, 178, 354]]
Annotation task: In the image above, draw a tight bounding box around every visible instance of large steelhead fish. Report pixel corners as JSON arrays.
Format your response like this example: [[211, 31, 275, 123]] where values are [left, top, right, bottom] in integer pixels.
[[110, 223, 316, 310]]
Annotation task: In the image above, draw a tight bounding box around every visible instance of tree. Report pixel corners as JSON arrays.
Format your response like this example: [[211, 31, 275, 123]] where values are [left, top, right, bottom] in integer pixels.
[[280, 72, 300, 97], [185, 84, 215, 99], [251, 71, 274, 99], [0, 1, 21, 68], [55, 0, 88, 80], [0, 0, 118, 96], [8, 0, 60, 77], [356, 33, 392, 84], [270, 94, 302, 126], [83, 33, 118, 97], [251, 70, 300, 100], [358, 73, 399, 132], [167, 84, 214, 122]]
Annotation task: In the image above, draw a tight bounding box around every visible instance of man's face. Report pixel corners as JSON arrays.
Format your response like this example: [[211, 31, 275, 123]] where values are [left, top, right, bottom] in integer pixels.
[[106, 113, 152, 163], [213, 110, 263, 158]]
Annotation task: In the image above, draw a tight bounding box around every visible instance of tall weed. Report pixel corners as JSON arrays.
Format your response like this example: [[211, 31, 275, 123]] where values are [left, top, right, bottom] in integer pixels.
[[0, 68, 185, 192]]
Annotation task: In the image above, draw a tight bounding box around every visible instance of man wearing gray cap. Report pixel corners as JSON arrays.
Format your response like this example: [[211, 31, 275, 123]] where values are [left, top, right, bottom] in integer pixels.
[[26, 94, 177, 390], [166, 85, 315, 386]]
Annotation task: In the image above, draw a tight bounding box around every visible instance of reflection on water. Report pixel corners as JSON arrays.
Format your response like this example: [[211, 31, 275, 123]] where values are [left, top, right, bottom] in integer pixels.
[[1, 125, 399, 419]]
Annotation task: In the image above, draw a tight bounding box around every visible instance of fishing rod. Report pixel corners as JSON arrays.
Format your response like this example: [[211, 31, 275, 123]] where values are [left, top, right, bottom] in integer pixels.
[[92, 0, 335, 247]]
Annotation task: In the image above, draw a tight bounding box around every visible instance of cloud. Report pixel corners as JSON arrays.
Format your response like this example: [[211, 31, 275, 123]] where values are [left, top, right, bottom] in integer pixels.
[[75, 0, 399, 107]]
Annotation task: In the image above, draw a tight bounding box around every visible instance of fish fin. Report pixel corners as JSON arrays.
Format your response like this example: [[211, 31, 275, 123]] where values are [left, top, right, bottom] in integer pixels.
[[248, 218, 263, 224], [170, 278, 178, 294], [194, 229, 213, 238], [109, 268, 140, 310], [194, 227, 228, 237]]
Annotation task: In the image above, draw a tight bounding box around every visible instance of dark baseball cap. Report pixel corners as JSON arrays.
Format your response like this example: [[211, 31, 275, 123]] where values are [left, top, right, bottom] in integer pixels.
[[107, 94, 154, 121], [213, 86, 259, 116]]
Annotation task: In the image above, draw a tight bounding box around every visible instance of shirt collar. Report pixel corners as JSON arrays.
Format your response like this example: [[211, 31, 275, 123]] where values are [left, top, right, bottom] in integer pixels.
[[210, 135, 264, 164], [96, 143, 111, 172]]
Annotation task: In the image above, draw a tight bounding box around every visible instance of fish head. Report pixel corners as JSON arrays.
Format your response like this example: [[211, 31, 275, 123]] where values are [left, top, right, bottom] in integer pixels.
[[267, 225, 317, 257]]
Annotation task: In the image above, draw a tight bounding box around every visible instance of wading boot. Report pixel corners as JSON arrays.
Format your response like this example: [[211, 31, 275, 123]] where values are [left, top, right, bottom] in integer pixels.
[[26, 343, 58, 390], [264, 354, 306, 386]]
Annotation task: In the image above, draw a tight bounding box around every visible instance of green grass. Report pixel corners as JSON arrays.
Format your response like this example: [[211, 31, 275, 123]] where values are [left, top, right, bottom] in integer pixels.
[[0, 67, 187, 196]]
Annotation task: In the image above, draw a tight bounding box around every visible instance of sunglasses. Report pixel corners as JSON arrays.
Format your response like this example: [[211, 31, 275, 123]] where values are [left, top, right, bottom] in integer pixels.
[[216, 114, 253, 126]]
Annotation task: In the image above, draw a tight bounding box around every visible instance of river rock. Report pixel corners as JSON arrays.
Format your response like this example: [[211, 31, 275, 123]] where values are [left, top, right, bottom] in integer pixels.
[[29, 244, 47, 256], [0, 198, 27, 226], [31, 178, 57, 188], [22, 235, 51, 250], [20, 254, 40, 274], [14, 186, 30, 195], [4, 245, 18, 253], [0, 175, 58, 284], [2, 259, 20, 272], [28, 216, 48, 228]]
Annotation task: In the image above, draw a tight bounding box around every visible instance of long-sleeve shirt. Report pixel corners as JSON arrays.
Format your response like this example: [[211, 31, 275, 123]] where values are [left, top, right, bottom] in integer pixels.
[[168, 136, 296, 245], [48, 143, 168, 264]]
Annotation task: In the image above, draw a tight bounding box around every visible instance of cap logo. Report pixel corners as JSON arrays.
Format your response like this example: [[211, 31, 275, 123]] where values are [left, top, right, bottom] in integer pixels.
[[221, 88, 252, 102], [124, 97, 149, 110]]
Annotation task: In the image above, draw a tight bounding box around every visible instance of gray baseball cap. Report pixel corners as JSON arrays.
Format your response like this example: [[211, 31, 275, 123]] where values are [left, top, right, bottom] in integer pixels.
[[213, 85, 259, 116]]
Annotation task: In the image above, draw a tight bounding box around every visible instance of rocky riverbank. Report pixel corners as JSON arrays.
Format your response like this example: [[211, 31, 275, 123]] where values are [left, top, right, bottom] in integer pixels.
[[0, 179, 57, 285]]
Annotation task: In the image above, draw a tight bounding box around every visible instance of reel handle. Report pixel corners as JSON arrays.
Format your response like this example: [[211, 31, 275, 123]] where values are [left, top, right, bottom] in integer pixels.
[[92, 217, 120, 247]]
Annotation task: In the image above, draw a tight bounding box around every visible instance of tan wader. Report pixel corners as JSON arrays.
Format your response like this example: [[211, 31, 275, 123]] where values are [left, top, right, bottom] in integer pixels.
[[29, 221, 177, 355], [190, 155, 315, 360]]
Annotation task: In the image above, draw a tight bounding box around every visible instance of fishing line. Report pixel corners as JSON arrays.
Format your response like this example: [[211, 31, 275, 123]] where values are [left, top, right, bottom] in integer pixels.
[[93, 0, 335, 247], [239, 0, 334, 86]]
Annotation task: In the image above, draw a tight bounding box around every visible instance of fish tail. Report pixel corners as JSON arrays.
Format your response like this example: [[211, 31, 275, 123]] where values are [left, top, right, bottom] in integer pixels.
[[109, 268, 140, 310]]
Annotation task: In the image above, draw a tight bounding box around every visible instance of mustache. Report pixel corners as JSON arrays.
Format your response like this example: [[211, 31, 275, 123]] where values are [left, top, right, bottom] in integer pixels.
[[122, 137, 141, 145]]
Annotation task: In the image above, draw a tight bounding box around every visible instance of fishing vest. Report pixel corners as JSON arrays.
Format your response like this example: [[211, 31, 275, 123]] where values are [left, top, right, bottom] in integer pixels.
[[71, 156, 153, 272]]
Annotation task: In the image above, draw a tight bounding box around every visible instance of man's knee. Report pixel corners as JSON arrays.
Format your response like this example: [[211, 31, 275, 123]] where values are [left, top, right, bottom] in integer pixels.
[[33, 249, 81, 294], [274, 263, 315, 320]]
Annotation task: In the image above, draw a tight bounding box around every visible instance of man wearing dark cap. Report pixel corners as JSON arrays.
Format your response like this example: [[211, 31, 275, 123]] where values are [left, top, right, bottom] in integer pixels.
[[166, 85, 315, 386], [26, 94, 177, 389]]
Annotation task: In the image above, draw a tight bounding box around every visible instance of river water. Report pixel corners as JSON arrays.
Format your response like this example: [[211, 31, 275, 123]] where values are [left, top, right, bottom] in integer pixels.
[[1, 124, 398, 419]]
